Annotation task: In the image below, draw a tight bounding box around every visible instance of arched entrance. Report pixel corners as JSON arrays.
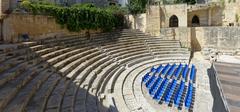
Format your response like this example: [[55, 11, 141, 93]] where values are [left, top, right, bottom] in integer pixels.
[[192, 15, 200, 27], [169, 15, 178, 27]]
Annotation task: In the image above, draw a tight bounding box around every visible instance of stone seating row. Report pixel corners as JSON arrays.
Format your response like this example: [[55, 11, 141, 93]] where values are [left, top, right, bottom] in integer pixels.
[[0, 29, 190, 112]]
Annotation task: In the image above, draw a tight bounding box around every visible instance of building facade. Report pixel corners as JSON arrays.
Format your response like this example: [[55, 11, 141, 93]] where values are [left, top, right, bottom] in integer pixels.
[[146, 0, 240, 30]]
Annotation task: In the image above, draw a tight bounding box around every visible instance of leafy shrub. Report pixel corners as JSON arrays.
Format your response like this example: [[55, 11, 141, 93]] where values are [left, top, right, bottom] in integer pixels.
[[71, 3, 95, 8], [21, 2, 125, 32]]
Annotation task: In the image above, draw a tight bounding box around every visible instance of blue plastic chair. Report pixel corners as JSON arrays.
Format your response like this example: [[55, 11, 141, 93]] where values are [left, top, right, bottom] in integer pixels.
[[174, 64, 182, 79], [149, 77, 163, 96], [182, 64, 189, 81], [190, 65, 196, 82], [166, 63, 176, 78], [161, 64, 170, 77]]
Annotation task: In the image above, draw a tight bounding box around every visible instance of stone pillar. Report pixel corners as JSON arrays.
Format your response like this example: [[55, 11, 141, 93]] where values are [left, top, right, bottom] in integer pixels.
[[1, 0, 10, 14], [146, 5, 161, 36], [158, 2, 161, 29], [208, 8, 212, 26]]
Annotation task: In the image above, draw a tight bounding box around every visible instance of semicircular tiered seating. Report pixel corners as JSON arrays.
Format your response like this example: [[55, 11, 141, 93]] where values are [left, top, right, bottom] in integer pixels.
[[0, 29, 190, 112]]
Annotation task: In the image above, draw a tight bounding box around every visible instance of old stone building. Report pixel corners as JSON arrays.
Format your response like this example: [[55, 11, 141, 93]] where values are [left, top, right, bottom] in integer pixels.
[[146, 0, 240, 29]]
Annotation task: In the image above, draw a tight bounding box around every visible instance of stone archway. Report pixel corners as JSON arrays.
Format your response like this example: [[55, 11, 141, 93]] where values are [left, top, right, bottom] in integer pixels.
[[169, 15, 178, 27], [192, 15, 200, 27]]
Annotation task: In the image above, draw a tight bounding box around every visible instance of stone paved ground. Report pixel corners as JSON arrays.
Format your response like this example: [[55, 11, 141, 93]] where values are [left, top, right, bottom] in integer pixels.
[[217, 55, 240, 64], [214, 62, 240, 112], [214, 56, 240, 112], [191, 52, 214, 112]]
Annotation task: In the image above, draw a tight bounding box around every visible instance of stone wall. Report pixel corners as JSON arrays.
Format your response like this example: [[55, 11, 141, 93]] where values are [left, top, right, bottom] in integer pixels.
[[0, 0, 10, 16], [2, 13, 97, 43], [223, 2, 240, 26], [146, 5, 161, 36], [160, 27, 191, 48], [160, 4, 188, 27], [160, 27, 240, 55], [127, 14, 146, 33], [188, 6, 223, 27], [195, 27, 240, 53]]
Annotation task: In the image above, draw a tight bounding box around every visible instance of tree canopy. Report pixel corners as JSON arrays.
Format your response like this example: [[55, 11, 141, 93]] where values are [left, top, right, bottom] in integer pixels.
[[127, 0, 147, 15]]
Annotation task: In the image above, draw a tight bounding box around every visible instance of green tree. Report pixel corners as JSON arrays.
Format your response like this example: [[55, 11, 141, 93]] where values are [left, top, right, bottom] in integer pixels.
[[127, 0, 147, 29]]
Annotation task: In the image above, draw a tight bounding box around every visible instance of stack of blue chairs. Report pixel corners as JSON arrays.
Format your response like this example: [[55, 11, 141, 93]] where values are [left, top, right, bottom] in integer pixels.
[[185, 82, 194, 109], [190, 65, 196, 82], [153, 78, 169, 101], [164, 79, 177, 104], [160, 64, 170, 77], [149, 77, 163, 96], [142, 63, 196, 110], [156, 65, 163, 75], [174, 64, 182, 79], [182, 64, 189, 81], [142, 66, 157, 83], [174, 81, 185, 107], [146, 75, 157, 89], [185, 65, 196, 109], [166, 64, 176, 78], [142, 73, 150, 83]]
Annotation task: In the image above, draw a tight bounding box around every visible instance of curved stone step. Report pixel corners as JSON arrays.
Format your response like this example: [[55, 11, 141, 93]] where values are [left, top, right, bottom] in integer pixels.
[[59, 51, 102, 75], [118, 53, 152, 65], [41, 47, 72, 60], [58, 56, 113, 112], [45, 79, 70, 111], [61, 82, 78, 112], [80, 60, 116, 112], [0, 58, 43, 87], [151, 48, 189, 52], [98, 66, 121, 94], [0, 48, 32, 63], [39, 35, 82, 45], [0, 62, 48, 111], [0, 55, 30, 73], [93, 62, 118, 92], [104, 43, 145, 52], [81, 59, 115, 88], [74, 85, 88, 112], [26, 73, 61, 112], [147, 43, 181, 47], [101, 41, 143, 49], [108, 46, 147, 55], [3, 69, 54, 112], [127, 56, 155, 67], [151, 50, 189, 55], [66, 54, 108, 79], [49, 48, 97, 66], [111, 48, 148, 57]]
